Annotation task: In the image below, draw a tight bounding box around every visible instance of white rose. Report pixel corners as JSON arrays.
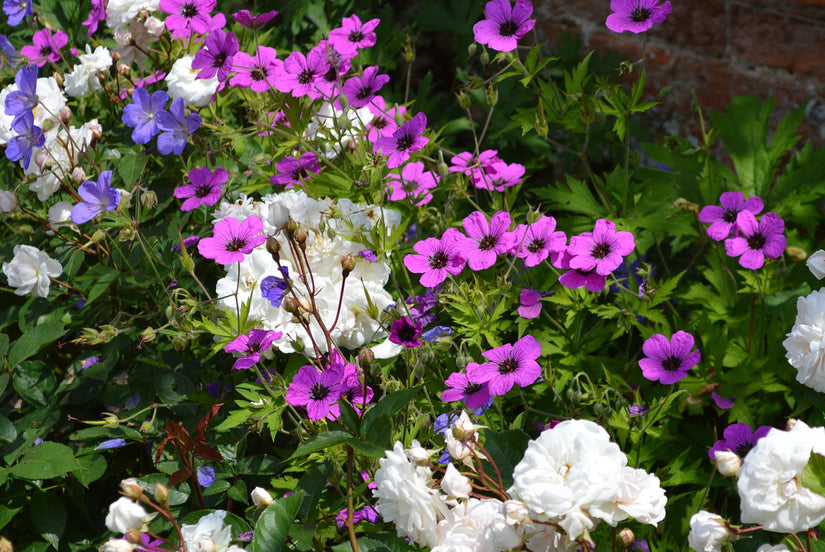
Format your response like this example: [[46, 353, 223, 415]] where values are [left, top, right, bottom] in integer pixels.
[[687, 510, 731, 552], [590, 467, 667, 526], [180, 511, 233, 552], [104, 497, 150, 534], [432, 498, 520, 552], [714, 450, 741, 477], [783, 289, 825, 392], [757, 546, 791, 552], [250, 487, 273, 508], [64, 45, 112, 98], [0, 190, 16, 213], [441, 464, 472, 499], [102, 539, 135, 552], [166, 54, 219, 108], [3, 245, 62, 297], [807, 250, 825, 279]]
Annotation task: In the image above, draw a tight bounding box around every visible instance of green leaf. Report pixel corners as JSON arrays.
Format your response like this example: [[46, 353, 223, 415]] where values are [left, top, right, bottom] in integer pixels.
[[0, 332, 9, 360], [803, 452, 825, 497], [0, 415, 17, 442], [30, 491, 66, 549], [287, 431, 352, 461], [74, 454, 107, 488], [7, 322, 67, 368], [13, 361, 56, 407], [120, 150, 146, 187], [252, 491, 303, 552], [481, 430, 531, 489], [0, 505, 22, 531], [362, 386, 421, 436], [10, 442, 77, 480], [332, 536, 416, 552], [296, 462, 331, 520]]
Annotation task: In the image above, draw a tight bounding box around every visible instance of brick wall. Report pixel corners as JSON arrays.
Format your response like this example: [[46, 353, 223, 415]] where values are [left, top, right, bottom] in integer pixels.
[[536, 0, 825, 145]]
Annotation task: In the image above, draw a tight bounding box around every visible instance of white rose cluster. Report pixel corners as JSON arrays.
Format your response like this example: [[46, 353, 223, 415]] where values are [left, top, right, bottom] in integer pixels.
[[181, 510, 247, 552], [783, 288, 825, 392], [509, 419, 666, 546], [212, 190, 401, 356]]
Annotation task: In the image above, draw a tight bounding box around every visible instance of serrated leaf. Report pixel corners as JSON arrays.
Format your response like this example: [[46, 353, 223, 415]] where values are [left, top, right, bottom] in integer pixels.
[[120, 150, 146, 187], [252, 491, 303, 552], [10, 442, 77, 480], [7, 322, 67, 368], [287, 431, 352, 461], [803, 452, 825, 497]]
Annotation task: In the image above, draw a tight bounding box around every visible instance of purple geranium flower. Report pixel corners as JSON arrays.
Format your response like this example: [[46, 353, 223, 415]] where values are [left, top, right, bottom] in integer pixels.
[[406, 288, 439, 326], [698, 191, 764, 241], [156, 97, 202, 155], [232, 9, 277, 28], [224, 328, 282, 370], [421, 326, 451, 341], [441, 372, 492, 409], [461, 210, 517, 271], [366, 96, 404, 142], [403, 228, 467, 288], [342, 66, 390, 108], [285, 364, 345, 421], [229, 46, 281, 92], [638, 330, 701, 384], [197, 215, 266, 265], [269, 152, 321, 188], [192, 29, 239, 82], [373, 112, 429, 169], [4, 66, 37, 129], [518, 289, 543, 319], [512, 215, 567, 267], [711, 391, 734, 410], [336, 505, 380, 529], [389, 317, 423, 347], [328, 14, 380, 58], [160, 0, 215, 36], [724, 211, 786, 270], [450, 150, 501, 181], [479, 160, 525, 191], [71, 171, 120, 224], [174, 166, 227, 211], [386, 161, 439, 206], [122, 87, 169, 145], [196, 466, 215, 487], [556, 247, 608, 292], [260, 267, 290, 308], [568, 219, 635, 276], [472, 0, 536, 53], [82, 0, 105, 35], [20, 29, 67, 67], [466, 334, 542, 396], [0, 34, 19, 71], [274, 49, 330, 98], [606, 0, 672, 34], [708, 422, 772, 461], [4, 0, 32, 26]]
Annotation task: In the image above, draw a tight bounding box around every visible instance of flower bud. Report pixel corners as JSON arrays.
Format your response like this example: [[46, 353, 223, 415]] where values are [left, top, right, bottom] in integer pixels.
[[485, 84, 498, 107], [713, 450, 741, 477], [72, 167, 87, 183], [88, 120, 103, 140], [407, 440, 431, 464], [265, 236, 280, 262], [102, 539, 135, 552], [59, 106, 72, 123], [99, 325, 118, 343], [479, 50, 489, 65], [290, 337, 305, 353], [293, 228, 308, 247], [403, 34, 414, 63], [0, 190, 17, 213], [140, 327, 156, 344], [251, 487, 274, 507], [120, 478, 143, 498], [139, 420, 154, 433], [337, 93, 348, 109], [357, 347, 374, 372], [124, 530, 141, 544], [53, 71, 63, 87], [441, 463, 471, 498], [103, 413, 120, 428], [283, 297, 301, 315], [341, 254, 356, 277], [672, 197, 700, 215], [153, 483, 169, 504], [618, 528, 634, 546], [140, 190, 157, 210], [111, 51, 121, 63], [180, 248, 195, 272], [786, 245, 807, 262], [173, 334, 187, 351], [456, 90, 471, 110], [117, 64, 131, 77], [467, 43, 477, 56]]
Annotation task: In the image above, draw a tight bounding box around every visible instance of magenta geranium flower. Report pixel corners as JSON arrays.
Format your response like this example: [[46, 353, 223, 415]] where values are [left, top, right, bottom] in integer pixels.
[[229, 46, 281, 92], [403, 228, 467, 288], [606, 0, 672, 34], [461, 210, 517, 271], [466, 335, 542, 396], [512, 215, 567, 267], [160, 0, 216, 35], [386, 161, 438, 206], [232, 9, 277, 29], [724, 211, 786, 270], [224, 328, 282, 370], [450, 150, 500, 176], [192, 29, 239, 82], [441, 372, 492, 409], [708, 422, 772, 462], [638, 330, 700, 384], [285, 364, 345, 421], [567, 219, 635, 276], [479, 160, 525, 191], [373, 112, 428, 169], [517, 289, 544, 319], [556, 247, 608, 292], [274, 49, 330, 98], [174, 166, 227, 211], [473, 0, 536, 53], [269, 152, 321, 188], [366, 96, 404, 142], [698, 191, 764, 241], [197, 215, 265, 265], [342, 66, 390, 108], [20, 28, 67, 67], [328, 14, 380, 58], [389, 316, 423, 347], [82, 0, 105, 35]]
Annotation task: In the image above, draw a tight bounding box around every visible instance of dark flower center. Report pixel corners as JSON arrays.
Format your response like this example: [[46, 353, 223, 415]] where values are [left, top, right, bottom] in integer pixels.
[[592, 242, 611, 259], [498, 357, 518, 374], [429, 251, 448, 269], [734, 442, 754, 458], [498, 19, 518, 37], [373, 116, 387, 129], [397, 132, 414, 150], [213, 52, 227, 68], [479, 235, 498, 251], [194, 184, 211, 198], [402, 180, 417, 192], [348, 30, 364, 43], [722, 209, 738, 223], [250, 68, 266, 81], [527, 239, 545, 253], [397, 324, 418, 343], [322, 66, 337, 83], [226, 238, 247, 252], [356, 86, 372, 100], [747, 232, 766, 250], [40, 45, 53, 57], [297, 70, 314, 84], [181, 2, 197, 17], [248, 341, 262, 353], [630, 7, 652, 22], [661, 356, 682, 371], [290, 167, 309, 180], [309, 383, 329, 401], [463, 382, 483, 395]]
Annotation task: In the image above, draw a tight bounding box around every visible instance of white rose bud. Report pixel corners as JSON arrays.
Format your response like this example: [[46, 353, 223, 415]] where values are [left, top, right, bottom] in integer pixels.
[[102, 539, 135, 552], [756, 545, 791, 552], [104, 497, 150, 534], [807, 250, 825, 279], [504, 499, 530, 526], [0, 190, 17, 213], [145, 16, 164, 35], [406, 439, 431, 464], [251, 487, 273, 508], [618, 528, 635, 546], [440, 463, 472, 499], [713, 450, 741, 477], [687, 510, 732, 552]]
